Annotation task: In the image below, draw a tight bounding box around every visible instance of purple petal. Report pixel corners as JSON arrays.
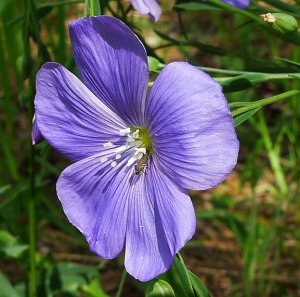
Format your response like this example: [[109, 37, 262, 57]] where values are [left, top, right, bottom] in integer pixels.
[[35, 62, 127, 162], [125, 160, 196, 281], [31, 118, 44, 145], [145, 62, 239, 190], [57, 152, 132, 259], [69, 16, 149, 126], [130, 0, 162, 22], [221, 0, 249, 8]]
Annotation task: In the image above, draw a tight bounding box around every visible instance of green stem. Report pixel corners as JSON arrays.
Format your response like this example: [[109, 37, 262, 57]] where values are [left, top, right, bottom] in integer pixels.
[[243, 191, 258, 297], [89, 0, 101, 16], [28, 127, 36, 297], [200, 67, 300, 77], [24, 0, 37, 296], [84, 0, 88, 16], [257, 112, 288, 195], [115, 270, 127, 297]]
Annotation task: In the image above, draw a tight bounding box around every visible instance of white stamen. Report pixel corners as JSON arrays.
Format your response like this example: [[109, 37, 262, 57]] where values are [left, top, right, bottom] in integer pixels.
[[135, 147, 146, 155], [127, 156, 137, 166], [132, 129, 139, 139], [260, 13, 276, 23], [111, 161, 117, 167], [115, 145, 127, 153], [103, 142, 114, 147], [101, 157, 108, 163], [116, 154, 121, 160], [120, 127, 131, 135]]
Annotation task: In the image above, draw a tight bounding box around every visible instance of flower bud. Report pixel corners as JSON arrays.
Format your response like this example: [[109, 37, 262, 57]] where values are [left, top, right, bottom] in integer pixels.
[[260, 13, 298, 34], [145, 279, 175, 297]]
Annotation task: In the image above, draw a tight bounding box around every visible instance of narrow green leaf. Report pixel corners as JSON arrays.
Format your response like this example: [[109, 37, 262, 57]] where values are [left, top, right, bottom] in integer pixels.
[[233, 108, 260, 127], [221, 73, 270, 92], [188, 271, 211, 297], [0, 270, 21, 297], [231, 90, 299, 118], [230, 90, 300, 109], [146, 279, 176, 297], [274, 56, 300, 68], [174, 254, 195, 297]]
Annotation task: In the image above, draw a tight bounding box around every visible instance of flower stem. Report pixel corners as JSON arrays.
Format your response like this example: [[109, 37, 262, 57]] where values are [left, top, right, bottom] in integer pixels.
[[89, 0, 101, 16], [84, 0, 89, 17], [115, 269, 127, 297], [24, 0, 37, 295]]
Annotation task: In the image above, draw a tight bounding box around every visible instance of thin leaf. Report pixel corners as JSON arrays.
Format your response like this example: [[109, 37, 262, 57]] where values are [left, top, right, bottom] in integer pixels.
[[220, 72, 300, 93], [174, 253, 195, 297], [188, 271, 211, 297], [275, 56, 300, 68], [231, 90, 300, 117], [233, 108, 260, 127]]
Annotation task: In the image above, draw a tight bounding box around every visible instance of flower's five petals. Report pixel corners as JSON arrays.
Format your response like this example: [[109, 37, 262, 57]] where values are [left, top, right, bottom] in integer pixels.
[[222, 0, 250, 9], [125, 161, 196, 281], [69, 16, 149, 126], [34, 62, 126, 162], [146, 62, 239, 190], [130, 0, 162, 22]]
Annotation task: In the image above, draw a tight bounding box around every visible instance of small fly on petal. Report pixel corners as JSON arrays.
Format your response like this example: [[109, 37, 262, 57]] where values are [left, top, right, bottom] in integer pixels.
[[135, 150, 149, 175]]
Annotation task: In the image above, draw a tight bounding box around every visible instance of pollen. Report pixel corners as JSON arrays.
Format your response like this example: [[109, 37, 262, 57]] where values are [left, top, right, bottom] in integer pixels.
[[103, 142, 114, 147], [111, 161, 117, 167], [120, 128, 131, 135], [101, 157, 108, 163]]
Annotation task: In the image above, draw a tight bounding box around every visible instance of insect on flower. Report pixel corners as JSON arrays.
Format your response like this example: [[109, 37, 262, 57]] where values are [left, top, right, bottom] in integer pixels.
[[135, 150, 149, 175]]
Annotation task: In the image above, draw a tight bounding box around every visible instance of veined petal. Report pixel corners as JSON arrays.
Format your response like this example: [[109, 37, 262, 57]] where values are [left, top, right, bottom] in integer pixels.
[[58, 151, 195, 282], [69, 16, 149, 126], [35, 62, 127, 162], [145, 62, 239, 190], [130, 0, 162, 22], [125, 160, 196, 281], [57, 151, 133, 259]]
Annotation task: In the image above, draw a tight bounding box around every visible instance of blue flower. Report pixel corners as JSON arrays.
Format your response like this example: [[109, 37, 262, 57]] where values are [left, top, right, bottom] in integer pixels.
[[130, 0, 161, 21], [33, 16, 239, 281]]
